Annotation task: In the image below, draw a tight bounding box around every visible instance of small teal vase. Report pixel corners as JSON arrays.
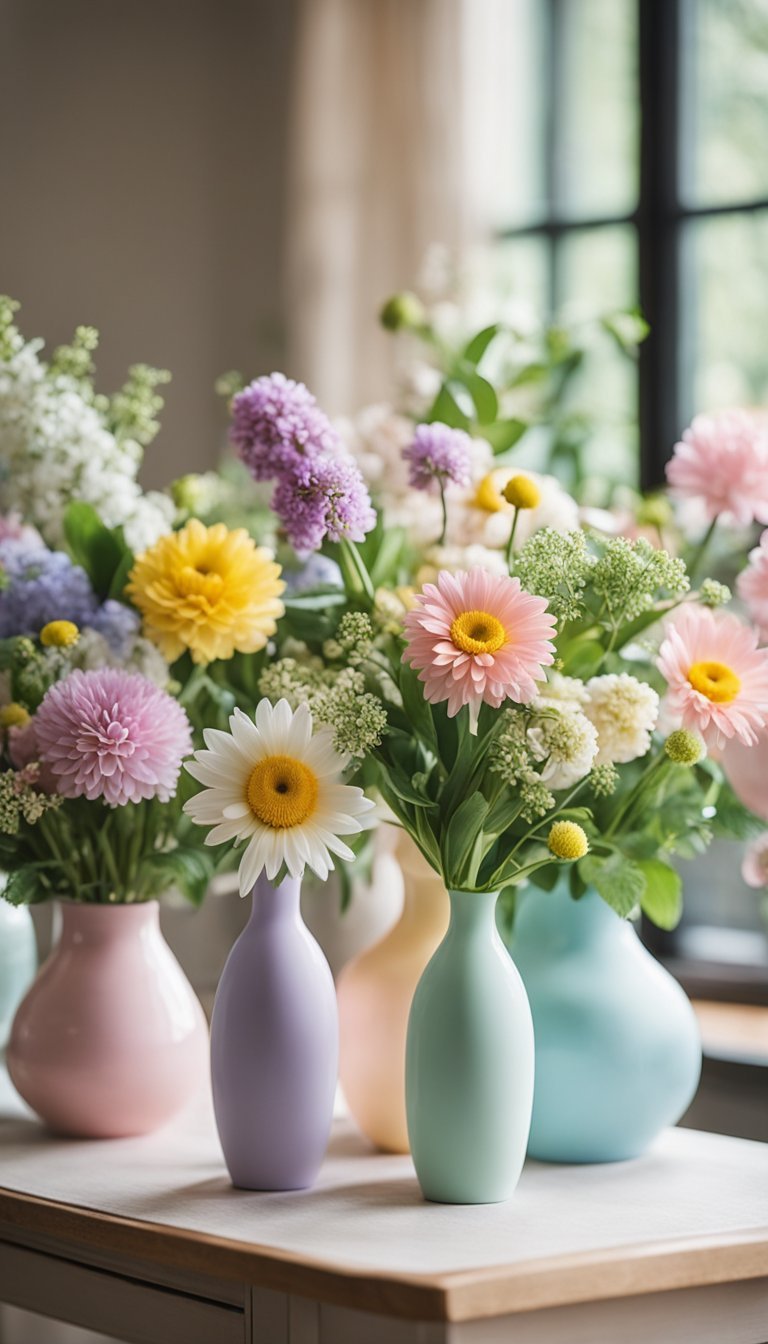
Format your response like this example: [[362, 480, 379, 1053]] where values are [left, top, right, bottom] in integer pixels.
[[510, 878, 702, 1163], [405, 889, 534, 1204], [0, 900, 37, 1052]]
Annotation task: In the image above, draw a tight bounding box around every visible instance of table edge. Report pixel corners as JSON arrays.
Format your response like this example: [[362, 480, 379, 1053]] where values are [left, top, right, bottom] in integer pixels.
[[1, 1186, 767, 1323]]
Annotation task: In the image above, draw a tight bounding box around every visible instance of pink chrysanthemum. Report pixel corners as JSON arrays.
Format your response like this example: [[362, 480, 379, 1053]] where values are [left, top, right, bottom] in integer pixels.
[[403, 568, 556, 730], [657, 604, 768, 749], [34, 669, 193, 806], [665, 410, 768, 526], [738, 530, 768, 641]]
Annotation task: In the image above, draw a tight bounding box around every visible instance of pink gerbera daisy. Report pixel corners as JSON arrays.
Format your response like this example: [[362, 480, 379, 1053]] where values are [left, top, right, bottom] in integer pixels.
[[403, 568, 556, 731], [738, 530, 768, 641], [665, 410, 768, 527], [657, 604, 768, 749], [34, 668, 193, 806]]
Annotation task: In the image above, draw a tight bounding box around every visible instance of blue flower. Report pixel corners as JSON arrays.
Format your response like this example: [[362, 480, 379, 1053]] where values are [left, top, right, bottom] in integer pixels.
[[0, 543, 99, 638]]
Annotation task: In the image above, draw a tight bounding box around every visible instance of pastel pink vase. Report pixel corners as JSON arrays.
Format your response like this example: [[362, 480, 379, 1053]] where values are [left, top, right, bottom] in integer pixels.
[[7, 901, 208, 1138]]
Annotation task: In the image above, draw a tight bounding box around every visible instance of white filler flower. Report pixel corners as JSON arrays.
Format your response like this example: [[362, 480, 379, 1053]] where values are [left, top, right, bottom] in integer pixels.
[[184, 698, 374, 894], [584, 673, 660, 765]]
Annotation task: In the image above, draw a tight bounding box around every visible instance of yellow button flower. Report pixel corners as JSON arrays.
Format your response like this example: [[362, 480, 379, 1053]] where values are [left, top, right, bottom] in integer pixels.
[[502, 474, 542, 510], [40, 620, 80, 648], [548, 820, 589, 861], [0, 702, 30, 729]]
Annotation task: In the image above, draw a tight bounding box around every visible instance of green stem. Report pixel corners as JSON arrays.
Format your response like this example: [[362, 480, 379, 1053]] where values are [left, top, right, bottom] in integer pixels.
[[438, 481, 448, 547], [604, 752, 668, 840], [688, 515, 718, 585], [505, 507, 521, 572], [338, 538, 375, 606]]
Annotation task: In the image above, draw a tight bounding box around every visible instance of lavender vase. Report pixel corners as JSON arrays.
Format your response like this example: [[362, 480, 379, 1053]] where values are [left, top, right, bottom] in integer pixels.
[[210, 873, 338, 1190]]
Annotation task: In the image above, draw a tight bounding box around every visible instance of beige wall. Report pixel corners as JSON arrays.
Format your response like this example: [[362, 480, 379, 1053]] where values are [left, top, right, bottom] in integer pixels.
[[0, 0, 297, 487]]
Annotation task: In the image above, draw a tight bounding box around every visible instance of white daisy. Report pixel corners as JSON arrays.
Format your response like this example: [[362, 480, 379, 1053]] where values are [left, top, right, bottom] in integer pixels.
[[183, 698, 374, 895]]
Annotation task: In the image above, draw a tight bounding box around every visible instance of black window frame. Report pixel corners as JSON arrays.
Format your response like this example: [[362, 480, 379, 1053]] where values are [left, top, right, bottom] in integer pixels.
[[497, 0, 768, 1002], [497, 0, 768, 491]]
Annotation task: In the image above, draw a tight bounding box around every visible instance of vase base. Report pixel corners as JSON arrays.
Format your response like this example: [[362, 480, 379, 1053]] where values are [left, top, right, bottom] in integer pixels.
[[419, 1185, 518, 1206], [227, 1170, 319, 1192]]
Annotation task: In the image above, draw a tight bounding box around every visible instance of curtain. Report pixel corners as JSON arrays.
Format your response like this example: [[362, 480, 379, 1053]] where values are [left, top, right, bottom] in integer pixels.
[[285, 0, 472, 414]]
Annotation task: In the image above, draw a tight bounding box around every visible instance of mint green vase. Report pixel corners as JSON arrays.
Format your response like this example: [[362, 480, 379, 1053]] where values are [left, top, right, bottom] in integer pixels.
[[405, 889, 534, 1204], [0, 899, 37, 1052], [509, 877, 702, 1162]]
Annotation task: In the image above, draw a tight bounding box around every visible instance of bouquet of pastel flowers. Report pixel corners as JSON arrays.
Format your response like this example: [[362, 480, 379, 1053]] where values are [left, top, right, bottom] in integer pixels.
[[174, 361, 768, 1199]]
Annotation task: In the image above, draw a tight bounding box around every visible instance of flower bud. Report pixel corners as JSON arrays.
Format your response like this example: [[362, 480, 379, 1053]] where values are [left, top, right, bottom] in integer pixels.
[[664, 728, 705, 765], [379, 292, 426, 332]]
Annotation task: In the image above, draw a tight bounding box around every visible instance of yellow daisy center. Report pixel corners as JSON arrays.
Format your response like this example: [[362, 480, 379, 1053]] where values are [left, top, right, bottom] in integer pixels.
[[246, 754, 319, 829], [450, 609, 507, 655], [687, 660, 741, 704]]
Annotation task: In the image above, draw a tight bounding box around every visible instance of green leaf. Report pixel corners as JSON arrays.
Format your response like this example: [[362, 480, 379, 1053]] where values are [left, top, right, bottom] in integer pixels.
[[64, 502, 130, 599], [442, 793, 489, 888], [637, 858, 683, 931], [462, 324, 502, 366], [579, 851, 646, 918], [482, 418, 528, 455], [284, 589, 348, 613], [1, 865, 55, 906], [398, 661, 438, 751], [710, 780, 766, 841], [601, 309, 650, 355], [454, 365, 498, 424], [425, 382, 471, 430], [560, 637, 604, 679], [107, 550, 135, 602], [143, 845, 216, 907]]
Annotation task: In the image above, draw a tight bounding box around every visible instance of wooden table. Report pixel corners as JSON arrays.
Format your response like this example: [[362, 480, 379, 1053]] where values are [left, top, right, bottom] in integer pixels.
[[1, 1071, 767, 1344]]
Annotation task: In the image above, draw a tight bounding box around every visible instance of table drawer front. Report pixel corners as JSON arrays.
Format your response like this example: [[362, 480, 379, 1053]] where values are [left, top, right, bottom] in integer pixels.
[[0, 1241, 245, 1344]]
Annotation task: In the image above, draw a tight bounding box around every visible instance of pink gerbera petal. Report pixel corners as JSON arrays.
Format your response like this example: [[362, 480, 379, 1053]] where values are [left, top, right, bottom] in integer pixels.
[[402, 567, 556, 731], [738, 530, 768, 642], [657, 604, 768, 749]]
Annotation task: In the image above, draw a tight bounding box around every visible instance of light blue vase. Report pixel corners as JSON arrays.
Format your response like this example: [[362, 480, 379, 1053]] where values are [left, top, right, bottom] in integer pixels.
[[0, 899, 37, 1052], [509, 877, 702, 1163], [405, 889, 534, 1204]]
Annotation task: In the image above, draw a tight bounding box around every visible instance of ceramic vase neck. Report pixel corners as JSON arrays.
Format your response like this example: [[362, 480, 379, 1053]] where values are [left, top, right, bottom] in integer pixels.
[[57, 900, 159, 947], [249, 874, 302, 927], [447, 889, 499, 939]]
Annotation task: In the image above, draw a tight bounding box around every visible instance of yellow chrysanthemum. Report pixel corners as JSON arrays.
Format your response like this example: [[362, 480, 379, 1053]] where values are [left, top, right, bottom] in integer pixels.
[[127, 520, 285, 665]]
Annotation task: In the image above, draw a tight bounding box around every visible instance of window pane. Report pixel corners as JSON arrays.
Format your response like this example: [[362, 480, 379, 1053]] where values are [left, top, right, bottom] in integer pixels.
[[463, 0, 547, 229], [556, 0, 639, 220], [681, 211, 768, 419], [682, 0, 768, 207], [491, 235, 552, 314], [556, 225, 639, 484]]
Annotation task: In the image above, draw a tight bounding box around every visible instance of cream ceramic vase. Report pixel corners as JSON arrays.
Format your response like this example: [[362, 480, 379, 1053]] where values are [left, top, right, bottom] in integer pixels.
[[338, 831, 450, 1153], [8, 901, 208, 1138]]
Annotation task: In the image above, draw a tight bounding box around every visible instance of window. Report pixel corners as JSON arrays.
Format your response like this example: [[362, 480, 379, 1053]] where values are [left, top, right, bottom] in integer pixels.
[[486, 0, 768, 995], [491, 0, 768, 492]]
